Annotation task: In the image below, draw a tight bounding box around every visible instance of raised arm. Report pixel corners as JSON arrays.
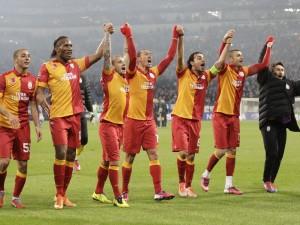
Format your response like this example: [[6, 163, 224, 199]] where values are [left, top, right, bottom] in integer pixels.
[[248, 36, 274, 76], [218, 30, 234, 56], [87, 24, 114, 66], [102, 23, 113, 72], [212, 29, 235, 74], [176, 25, 185, 73], [257, 36, 275, 84], [157, 25, 182, 75], [120, 23, 136, 76]]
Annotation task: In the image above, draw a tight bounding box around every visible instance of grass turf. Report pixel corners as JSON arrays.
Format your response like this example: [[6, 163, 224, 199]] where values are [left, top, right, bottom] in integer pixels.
[[1, 121, 300, 225]]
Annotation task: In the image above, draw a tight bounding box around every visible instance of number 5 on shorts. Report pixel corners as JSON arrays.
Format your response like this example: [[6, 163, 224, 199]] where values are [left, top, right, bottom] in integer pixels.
[[23, 143, 30, 152]]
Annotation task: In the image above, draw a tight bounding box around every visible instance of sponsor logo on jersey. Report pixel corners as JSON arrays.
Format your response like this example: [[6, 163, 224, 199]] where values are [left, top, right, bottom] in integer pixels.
[[141, 82, 154, 90], [190, 82, 204, 90], [61, 72, 77, 81], [28, 81, 33, 89]]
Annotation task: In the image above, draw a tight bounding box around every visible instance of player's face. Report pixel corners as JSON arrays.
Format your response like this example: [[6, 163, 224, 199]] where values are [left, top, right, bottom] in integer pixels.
[[15, 49, 31, 70], [56, 38, 73, 61], [138, 50, 152, 68], [273, 65, 285, 79], [191, 53, 205, 72], [113, 56, 126, 75], [230, 51, 244, 67]]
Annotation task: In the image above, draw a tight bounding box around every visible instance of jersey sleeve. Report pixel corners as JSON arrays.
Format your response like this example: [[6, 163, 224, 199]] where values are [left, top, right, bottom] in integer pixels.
[[176, 66, 187, 78], [102, 68, 114, 83], [0, 75, 5, 98], [74, 56, 90, 73], [37, 63, 49, 88]]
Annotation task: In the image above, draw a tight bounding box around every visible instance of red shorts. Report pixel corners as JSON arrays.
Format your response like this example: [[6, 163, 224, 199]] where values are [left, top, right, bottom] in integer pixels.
[[123, 118, 158, 154], [0, 124, 31, 160], [172, 116, 201, 154], [212, 112, 240, 149], [99, 121, 123, 162], [50, 114, 81, 149]]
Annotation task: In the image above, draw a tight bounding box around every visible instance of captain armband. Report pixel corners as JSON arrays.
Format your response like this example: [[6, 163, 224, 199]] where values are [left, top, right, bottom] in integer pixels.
[[209, 65, 220, 75]]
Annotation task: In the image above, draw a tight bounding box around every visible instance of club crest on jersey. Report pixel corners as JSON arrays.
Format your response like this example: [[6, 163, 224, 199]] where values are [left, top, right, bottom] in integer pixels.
[[10, 77, 16, 85], [70, 63, 74, 69], [201, 75, 206, 80], [286, 84, 290, 90], [27, 81, 33, 89], [238, 71, 245, 77]]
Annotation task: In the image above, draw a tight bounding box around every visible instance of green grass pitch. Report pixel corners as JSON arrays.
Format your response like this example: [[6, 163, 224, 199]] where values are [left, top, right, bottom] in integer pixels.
[[1, 121, 300, 225]]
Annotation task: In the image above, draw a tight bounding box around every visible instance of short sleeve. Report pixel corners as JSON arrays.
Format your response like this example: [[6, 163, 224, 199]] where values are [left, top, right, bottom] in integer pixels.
[[73, 56, 90, 72], [0, 75, 5, 97], [37, 64, 49, 88]]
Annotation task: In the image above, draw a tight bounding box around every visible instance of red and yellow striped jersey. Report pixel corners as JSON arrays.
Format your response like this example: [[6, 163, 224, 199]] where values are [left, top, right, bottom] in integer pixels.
[[126, 66, 160, 120], [100, 69, 128, 124], [38, 57, 90, 119], [214, 64, 249, 115], [0, 69, 37, 128], [172, 67, 213, 120]]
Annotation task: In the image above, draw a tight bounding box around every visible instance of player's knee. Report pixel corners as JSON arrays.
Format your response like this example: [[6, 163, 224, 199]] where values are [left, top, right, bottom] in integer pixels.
[[215, 149, 226, 158], [0, 158, 10, 171], [147, 149, 158, 161], [187, 153, 195, 162], [66, 149, 76, 161], [126, 154, 135, 164], [102, 160, 109, 167], [179, 151, 187, 160], [55, 145, 67, 160], [18, 161, 28, 174]]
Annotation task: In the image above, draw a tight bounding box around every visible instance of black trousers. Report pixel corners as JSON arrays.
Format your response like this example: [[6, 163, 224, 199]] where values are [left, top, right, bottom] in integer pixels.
[[260, 121, 287, 183], [80, 112, 89, 146]]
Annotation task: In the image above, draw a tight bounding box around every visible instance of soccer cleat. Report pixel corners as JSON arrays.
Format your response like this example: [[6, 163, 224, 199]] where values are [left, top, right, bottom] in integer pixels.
[[73, 160, 81, 172], [263, 182, 276, 193], [122, 192, 129, 202], [63, 196, 77, 207], [92, 192, 112, 204], [200, 176, 210, 192], [178, 183, 187, 197], [154, 191, 175, 201], [113, 196, 130, 208], [54, 195, 64, 209], [11, 197, 25, 209], [0, 191, 4, 208], [186, 187, 198, 198], [224, 186, 243, 195]]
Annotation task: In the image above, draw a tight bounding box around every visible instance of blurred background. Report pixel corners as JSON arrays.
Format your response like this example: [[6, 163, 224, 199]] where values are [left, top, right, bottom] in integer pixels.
[[1, 0, 300, 110]]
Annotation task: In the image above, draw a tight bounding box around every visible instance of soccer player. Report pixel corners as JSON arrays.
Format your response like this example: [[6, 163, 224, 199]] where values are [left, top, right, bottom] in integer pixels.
[[173, 29, 233, 198], [120, 23, 181, 201], [0, 48, 42, 208], [73, 75, 93, 172], [200, 33, 274, 195], [92, 23, 129, 208], [257, 38, 300, 193], [36, 26, 111, 209]]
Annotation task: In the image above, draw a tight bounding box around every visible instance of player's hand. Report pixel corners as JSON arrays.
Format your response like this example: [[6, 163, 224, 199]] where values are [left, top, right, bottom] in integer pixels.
[[266, 35, 275, 48], [104, 23, 114, 34], [120, 23, 132, 38], [8, 113, 20, 129], [35, 126, 42, 142], [174, 25, 184, 37], [223, 29, 235, 43]]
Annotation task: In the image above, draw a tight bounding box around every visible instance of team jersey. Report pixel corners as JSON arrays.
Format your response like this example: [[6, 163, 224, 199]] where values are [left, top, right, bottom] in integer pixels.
[[38, 57, 90, 119], [172, 67, 214, 120], [100, 68, 128, 124], [126, 66, 160, 120], [214, 64, 249, 115], [0, 69, 37, 128]]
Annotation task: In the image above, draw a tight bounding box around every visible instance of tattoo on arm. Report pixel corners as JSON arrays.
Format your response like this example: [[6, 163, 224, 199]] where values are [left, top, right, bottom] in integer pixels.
[[103, 32, 112, 71]]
